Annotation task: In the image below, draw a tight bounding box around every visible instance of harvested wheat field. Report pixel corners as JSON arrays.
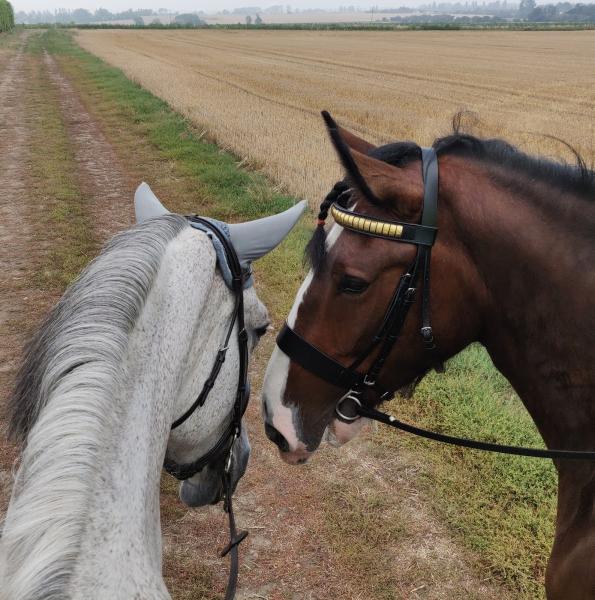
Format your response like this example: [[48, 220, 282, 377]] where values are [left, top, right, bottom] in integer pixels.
[[78, 29, 595, 205]]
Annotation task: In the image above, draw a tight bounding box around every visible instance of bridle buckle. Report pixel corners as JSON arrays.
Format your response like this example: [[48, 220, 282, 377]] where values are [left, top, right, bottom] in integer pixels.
[[421, 326, 435, 350], [336, 391, 362, 422], [363, 374, 376, 387], [405, 287, 417, 302]]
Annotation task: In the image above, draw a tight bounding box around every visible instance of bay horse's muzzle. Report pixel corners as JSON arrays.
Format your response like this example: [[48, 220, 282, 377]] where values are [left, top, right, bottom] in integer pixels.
[[264, 421, 311, 464]]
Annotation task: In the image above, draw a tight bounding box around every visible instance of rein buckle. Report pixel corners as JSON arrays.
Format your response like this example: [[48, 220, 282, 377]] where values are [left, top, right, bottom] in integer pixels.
[[225, 428, 240, 475]]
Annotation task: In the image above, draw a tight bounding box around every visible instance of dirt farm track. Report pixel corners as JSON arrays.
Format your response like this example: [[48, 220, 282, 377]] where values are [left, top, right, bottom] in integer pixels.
[[1, 27, 593, 599]]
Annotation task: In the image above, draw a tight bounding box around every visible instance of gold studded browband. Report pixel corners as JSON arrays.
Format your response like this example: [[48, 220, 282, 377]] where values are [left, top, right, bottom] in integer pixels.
[[330, 203, 437, 247], [331, 204, 403, 238]]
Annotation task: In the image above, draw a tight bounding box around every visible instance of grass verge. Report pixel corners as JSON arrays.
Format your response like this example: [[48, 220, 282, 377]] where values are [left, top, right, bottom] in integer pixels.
[[379, 346, 556, 598], [40, 28, 313, 321], [40, 28, 556, 599], [24, 32, 96, 289]]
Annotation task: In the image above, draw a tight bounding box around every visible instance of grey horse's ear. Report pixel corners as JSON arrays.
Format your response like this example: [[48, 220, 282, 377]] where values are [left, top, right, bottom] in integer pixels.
[[229, 201, 307, 263], [135, 183, 169, 222]]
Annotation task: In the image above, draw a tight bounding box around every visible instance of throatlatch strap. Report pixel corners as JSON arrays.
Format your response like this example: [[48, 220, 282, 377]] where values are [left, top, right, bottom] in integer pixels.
[[419, 148, 438, 352], [421, 147, 439, 228]]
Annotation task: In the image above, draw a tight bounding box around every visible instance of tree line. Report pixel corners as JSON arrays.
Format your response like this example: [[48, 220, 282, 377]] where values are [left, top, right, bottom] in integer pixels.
[[15, 8, 155, 25], [13, 2, 595, 27], [520, 0, 595, 21], [0, 0, 14, 32], [388, 0, 595, 22]]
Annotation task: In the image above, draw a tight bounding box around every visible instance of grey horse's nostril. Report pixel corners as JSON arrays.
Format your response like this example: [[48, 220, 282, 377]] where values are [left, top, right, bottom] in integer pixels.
[[265, 422, 289, 452]]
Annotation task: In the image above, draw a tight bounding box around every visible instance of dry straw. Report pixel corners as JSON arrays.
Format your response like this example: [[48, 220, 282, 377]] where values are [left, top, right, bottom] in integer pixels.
[[78, 29, 595, 207]]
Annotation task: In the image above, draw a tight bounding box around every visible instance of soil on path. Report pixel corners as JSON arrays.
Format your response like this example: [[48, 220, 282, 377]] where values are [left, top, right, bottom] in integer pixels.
[[0, 34, 43, 516], [0, 34, 511, 600], [43, 51, 135, 244]]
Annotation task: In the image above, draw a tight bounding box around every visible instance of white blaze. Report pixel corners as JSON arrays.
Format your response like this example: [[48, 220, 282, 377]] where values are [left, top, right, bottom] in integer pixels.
[[262, 269, 314, 452], [263, 220, 368, 453]]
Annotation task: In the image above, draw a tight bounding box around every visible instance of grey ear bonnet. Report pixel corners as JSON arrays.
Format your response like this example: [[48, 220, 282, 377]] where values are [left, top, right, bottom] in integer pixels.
[[134, 183, 306, 290], [188, 217, 253, 289]]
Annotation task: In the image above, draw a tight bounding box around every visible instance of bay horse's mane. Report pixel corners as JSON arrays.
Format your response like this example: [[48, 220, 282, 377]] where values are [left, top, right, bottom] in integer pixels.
[[433, 134, 595, 200], [306, 124, 594, 271]]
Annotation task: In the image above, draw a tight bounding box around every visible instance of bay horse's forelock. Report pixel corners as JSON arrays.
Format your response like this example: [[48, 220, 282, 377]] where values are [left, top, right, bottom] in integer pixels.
[[263, 122, 595, 599]]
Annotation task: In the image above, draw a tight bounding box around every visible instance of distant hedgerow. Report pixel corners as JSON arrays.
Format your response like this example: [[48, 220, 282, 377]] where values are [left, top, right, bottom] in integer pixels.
[[0, 0, 15, 32]]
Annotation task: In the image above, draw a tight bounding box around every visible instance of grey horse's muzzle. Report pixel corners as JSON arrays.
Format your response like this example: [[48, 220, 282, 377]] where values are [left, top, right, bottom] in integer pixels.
[[179, 428, 251, 507]]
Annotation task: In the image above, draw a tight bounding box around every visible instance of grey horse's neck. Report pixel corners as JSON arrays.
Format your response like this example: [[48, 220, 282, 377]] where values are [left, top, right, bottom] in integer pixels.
[[1, 220, 237, 600]]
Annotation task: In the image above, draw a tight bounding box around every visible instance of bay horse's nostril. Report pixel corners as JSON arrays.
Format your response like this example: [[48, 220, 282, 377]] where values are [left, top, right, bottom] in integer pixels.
[[264, 422, 289, 453]]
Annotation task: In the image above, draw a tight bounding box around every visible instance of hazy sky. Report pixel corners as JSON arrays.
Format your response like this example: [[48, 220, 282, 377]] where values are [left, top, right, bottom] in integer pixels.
[[13, 1, 411, 12]]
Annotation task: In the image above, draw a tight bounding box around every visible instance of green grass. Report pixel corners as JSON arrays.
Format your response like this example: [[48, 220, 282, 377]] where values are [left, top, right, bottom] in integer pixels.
[[23, 32, 96, 290], [41, 28, 557, 599], [378, 346, 556, 598], [40, 29, 295, 223]]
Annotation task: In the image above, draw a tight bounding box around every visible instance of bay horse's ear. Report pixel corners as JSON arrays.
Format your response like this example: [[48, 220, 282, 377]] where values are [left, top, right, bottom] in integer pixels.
[[321, 111, 376, 155], [322, 112, 421, 215]]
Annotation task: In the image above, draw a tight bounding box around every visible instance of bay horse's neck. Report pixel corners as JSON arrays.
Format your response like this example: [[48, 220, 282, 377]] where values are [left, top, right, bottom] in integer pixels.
[[445, 156, 595, 599], [445, 158, 595, 454]]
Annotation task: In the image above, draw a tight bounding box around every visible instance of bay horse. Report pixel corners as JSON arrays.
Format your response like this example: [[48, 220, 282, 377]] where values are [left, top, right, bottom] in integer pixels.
[[0, 184, 304, 600], [262, 113, 595, 599]]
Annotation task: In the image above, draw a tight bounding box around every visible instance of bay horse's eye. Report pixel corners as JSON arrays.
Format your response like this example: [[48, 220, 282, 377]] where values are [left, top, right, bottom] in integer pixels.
[[338, 275, 369, 295]]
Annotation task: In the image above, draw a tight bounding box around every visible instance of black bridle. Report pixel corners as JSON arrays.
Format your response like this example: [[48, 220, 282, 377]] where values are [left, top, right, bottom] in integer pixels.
[[278, 148, 439, 411], [277, 148, 595, 461], [164, 215, 251, 600]]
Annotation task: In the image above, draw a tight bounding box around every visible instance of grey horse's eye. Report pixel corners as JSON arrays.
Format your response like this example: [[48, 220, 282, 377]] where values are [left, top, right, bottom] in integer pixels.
[[254, 324, 270, 338]]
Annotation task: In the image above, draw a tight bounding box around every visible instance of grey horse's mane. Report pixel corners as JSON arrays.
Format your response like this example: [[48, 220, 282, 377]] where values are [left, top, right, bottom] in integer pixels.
[[1, 214, 188, 600], [8, 214, 188, 442]]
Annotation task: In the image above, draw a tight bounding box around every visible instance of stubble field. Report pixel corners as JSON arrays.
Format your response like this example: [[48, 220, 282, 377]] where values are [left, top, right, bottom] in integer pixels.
[[77, 29, 595, 206]]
